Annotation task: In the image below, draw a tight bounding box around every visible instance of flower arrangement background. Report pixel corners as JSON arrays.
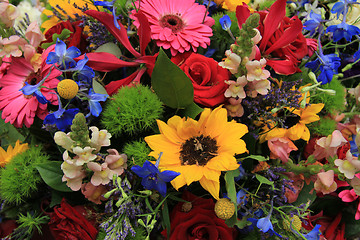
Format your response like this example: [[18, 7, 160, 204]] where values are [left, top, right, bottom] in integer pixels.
[[1, 0, 360, 239]]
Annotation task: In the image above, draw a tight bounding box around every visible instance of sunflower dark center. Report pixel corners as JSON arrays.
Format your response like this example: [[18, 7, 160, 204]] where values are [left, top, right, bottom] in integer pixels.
[[277, 109, 301, 128], [179, 135, 218, 166], [159, 14, 185, 33]]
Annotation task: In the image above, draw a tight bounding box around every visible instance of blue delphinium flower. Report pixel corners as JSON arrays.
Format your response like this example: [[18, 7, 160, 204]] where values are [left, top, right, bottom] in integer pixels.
[[256, 215, 282, 237], [131, 153, 180, 196], [327, 21, 360, 42], [19, 69, 52, 104], [303, 11, 324, 36], [331, 0, 358, 19], [43, 95, 80, 131], [87, 88, 109, 117], [237, 189, 247, 205], [305, 43, 341, 84], [62, 54, 95, 84], [93, 0, 120, 29], [302, 224, 321, 240], [220, 15, 232, 31], [46, 39, 81, 69]]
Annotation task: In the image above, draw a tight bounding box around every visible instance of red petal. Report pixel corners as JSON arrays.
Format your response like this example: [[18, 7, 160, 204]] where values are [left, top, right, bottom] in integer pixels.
[[259, 0, 287, 52], [133, 11, 151, 56], [85, 10, 141, 58], [236, 3, 251, 30], [264, 16, 303, 55], [105, 70, 141, 95], [324, 212, 342, 239], [77, 52, 140, 72], [266, 58, 300, 75]]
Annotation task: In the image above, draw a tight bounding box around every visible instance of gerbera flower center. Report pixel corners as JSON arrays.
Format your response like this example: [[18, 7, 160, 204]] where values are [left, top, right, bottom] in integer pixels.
[[159, 14, 185, 33], [25, 72, 41, 85], [179, 135, 218, 166]]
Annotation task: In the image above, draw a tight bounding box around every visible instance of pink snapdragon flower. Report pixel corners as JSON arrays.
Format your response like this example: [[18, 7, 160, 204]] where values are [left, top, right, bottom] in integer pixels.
[[81, 182, 107, 204], [268, 137, 298, 163], [335, 150, 360, 179], [245, 58, 270, 82], [219, 50, 242, 74], [87, 162, 113, 186], [105, 149, 127, 175], [61, 157, 86, 191], [313, 130, 348, 160], [314, 170, 337, 195], [0, 36, 27, 58], [0, 1, 18, 27], [24, 22, 44, 48], [246, 79, 271, 97], [72, 146, 97, 166], [224, 76, 247, 99], [338, 189, 360, 220], [89, 126, 111, 151]]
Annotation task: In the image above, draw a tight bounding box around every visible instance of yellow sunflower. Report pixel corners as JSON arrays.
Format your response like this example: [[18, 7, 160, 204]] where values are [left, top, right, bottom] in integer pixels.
[[41, 0, 97, 32], [259, 103, 324, 143], [0, 140, 29, 167], [144, 106, 248, 199]]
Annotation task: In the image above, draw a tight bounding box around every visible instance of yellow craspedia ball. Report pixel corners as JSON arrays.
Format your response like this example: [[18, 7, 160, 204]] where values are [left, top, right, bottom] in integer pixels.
[[214, 198, 235, 220], [57, 79, 79, 99], [283, 215, 302, 232]]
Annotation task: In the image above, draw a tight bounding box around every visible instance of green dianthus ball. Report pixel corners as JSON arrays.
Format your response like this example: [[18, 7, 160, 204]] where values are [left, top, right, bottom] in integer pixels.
[[101, 84, 164, 136], [308, 117, 337, 137], [123, 140, 152, 168], [0, 146, 50, 205]]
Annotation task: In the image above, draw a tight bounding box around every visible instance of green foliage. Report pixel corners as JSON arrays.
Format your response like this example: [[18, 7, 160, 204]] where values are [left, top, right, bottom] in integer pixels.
[[101, 84, 164, 136], [309, 78, 346, 114], [70, 113, 90, 147], [8, 212, 50, 240], [151, 48, 194, 109], [0, 146, 50, 205], [125, 225, 147, 240], [308, 117, 337, 137], [36, 161, 72, 192], [0, 114, 25, 148], [40, 29, 73, 49], [123, 139, 152, 167]]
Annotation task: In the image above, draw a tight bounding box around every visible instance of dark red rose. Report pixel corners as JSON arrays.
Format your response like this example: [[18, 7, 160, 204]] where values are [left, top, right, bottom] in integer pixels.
[[303, 137, 321, 160], [48, 199, 98, 240], [172, 52, 230, 107], [42, 20, 88, 53], [304, 211, 345, 240], [0, 219, 17, 238], [162, 191, 236, 240]]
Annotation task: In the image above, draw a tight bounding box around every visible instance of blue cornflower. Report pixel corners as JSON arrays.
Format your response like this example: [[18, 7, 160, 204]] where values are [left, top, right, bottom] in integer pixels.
[[305, 44, 341, 84], [326, 21, 360, 42], [19, 68, 52, 104], [93, 0, 120, 29], [87, 88, 108, 117], [303, 11, 324, 36], [62, 54, 95, 84], [46, 39, 81, 69], [131, 153, 180, 196], [43, 95, 79, 131]]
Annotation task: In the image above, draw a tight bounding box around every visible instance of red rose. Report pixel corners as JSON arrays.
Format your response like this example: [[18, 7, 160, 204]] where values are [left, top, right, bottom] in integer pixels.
[[0, 219, 17, 238], [48, 199, 98, 240], [236, 0, 315, 75], [172, 52, 230, 107], [163, 191, 236, 240], [42, 20, 88, 53], [304, 211, 345, 240]]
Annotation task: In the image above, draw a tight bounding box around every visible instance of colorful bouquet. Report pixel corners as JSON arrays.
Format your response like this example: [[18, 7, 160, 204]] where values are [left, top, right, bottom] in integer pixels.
[[1, 0, 360, 239]]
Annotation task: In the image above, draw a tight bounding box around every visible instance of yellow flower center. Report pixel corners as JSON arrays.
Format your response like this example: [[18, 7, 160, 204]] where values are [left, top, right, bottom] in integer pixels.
[[179, 135, 218, 166], [283, 215, 302, 231], [214, 198, 235, 220], [57, 79, 79, 99]]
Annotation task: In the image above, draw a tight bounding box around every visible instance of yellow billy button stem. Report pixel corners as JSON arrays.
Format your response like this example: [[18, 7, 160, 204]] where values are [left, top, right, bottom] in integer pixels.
[[57, 79, 79, 99], [214, 198, 235, 220], [283, 215, 302, 232]]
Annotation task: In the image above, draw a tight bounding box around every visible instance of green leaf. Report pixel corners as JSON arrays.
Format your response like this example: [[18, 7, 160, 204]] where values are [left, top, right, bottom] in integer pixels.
[[243, 155, 269, 162], [40, 29, 73, 49], [36, 161, 72, 192], [92, 79, 108, 95], [224, 169, 240, 227], [0, 114, 25, 148], [161, 199, 171, 239], [293, 181, 316, 206], [95, 42, 122, 58], [255, 174, 274, 186], [178, 102, 203, 119], [151, 48, 194, 109]]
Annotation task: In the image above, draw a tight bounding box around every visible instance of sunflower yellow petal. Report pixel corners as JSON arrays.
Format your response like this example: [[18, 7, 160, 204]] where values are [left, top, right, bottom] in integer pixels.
[[218, 138, 248, 155], [202, 107, 228, 138], [287, 123, 305, 141], [145, 134, 180, 153], [301, 126, 311, 141], [199, 177, 220, 200], [177, 118, 200, 140], [206, 154, 239, 171], [300, 103, 324, 124], [157, 119, 184, 144], [198, 108, 211, 126], [170, 173, 187, 190], [203, 167, 221, 182], [169, 165, 204, 185]]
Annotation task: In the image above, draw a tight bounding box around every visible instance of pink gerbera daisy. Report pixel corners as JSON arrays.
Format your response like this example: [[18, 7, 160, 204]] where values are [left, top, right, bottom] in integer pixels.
[[0, 46, 60, 128], [131, 0, 215, 56]]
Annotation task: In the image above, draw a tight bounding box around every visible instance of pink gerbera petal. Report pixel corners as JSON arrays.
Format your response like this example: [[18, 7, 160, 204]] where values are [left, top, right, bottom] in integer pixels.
[[130, 0, 215, 56]]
